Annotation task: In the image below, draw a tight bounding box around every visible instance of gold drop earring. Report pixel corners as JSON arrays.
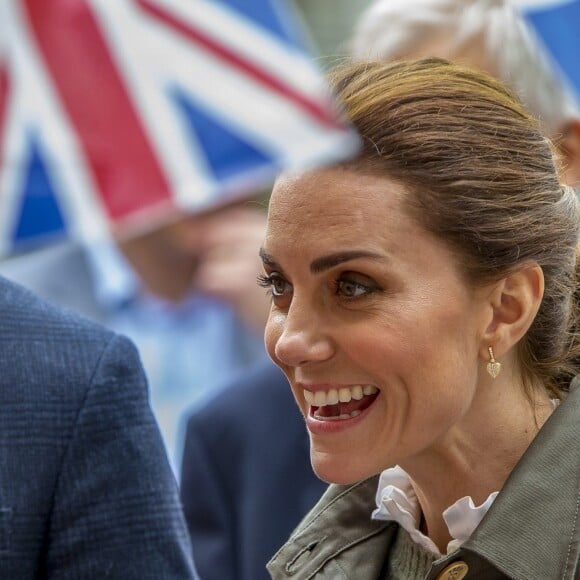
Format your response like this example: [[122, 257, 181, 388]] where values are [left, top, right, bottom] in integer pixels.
[[486, 346, 501, 379]]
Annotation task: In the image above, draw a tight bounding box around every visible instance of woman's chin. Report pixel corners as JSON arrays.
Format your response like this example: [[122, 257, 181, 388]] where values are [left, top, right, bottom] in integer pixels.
[[311, 454, 375, 485]]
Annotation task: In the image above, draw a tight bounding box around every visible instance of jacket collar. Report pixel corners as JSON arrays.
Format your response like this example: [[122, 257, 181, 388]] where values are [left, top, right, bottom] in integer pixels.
[[267, 477, 395, 579], [460, 383, 580, 580]]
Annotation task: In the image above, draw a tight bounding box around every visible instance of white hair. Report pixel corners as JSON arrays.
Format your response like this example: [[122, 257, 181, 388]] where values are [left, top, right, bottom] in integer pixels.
[[350, 0, 579, 137]]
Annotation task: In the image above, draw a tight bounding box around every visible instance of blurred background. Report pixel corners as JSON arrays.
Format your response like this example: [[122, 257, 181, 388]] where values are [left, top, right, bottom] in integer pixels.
[[294, 0, 373, 67]]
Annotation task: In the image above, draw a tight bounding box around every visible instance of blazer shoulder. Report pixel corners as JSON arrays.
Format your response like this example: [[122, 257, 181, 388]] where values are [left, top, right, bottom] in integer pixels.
[[0, 276, 141, 409]]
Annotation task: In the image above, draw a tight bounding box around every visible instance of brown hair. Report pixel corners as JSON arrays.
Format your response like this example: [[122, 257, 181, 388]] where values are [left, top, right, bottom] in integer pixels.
[[329, 58, 580, 397]]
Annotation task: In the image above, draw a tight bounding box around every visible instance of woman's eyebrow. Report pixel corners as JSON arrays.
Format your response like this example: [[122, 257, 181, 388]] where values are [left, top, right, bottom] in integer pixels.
[[259, 248, 385, 274], [259, 248, 280, 269], [310, 251, 384, 274]]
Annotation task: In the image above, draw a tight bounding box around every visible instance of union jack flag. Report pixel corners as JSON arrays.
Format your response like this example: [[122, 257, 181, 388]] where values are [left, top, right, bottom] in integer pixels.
[[0, 0, 359, 255]]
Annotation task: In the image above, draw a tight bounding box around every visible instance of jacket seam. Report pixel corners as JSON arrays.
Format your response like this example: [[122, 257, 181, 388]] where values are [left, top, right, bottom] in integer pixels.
[[285, 537, 328, 573], [333, 558, 349, 578], [47, 333, 115, 521], [563, 489, 580, 579]]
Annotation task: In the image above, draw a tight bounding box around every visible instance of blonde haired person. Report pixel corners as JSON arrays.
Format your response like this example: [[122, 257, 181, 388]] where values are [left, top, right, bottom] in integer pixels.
[[351, 0, 580, 187], [264, 59, 580, 579]]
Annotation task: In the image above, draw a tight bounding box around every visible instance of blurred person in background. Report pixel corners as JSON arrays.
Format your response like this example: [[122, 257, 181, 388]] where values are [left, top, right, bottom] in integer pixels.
[[350, 0, 580, 189], [0, 199, 270, 470], [180, 359, 326, 580]]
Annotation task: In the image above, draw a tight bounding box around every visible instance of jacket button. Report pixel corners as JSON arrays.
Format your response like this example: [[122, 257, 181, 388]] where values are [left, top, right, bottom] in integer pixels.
[[435, 561, 469, 580]]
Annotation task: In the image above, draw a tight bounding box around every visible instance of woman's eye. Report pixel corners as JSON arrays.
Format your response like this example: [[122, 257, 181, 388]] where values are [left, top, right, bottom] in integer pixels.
[[257, 273, 292, 297], [271, 276, 290, 296], [335, 277, 377, 298]]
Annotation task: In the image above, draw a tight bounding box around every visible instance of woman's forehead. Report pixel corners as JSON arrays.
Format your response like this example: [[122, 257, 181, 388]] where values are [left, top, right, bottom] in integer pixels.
[[264, 168, 430, 263], [269, 167, 405, 217]]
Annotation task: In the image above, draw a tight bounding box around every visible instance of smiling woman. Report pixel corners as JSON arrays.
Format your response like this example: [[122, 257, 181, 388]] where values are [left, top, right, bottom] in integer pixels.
[[263, 59, 580, 580]]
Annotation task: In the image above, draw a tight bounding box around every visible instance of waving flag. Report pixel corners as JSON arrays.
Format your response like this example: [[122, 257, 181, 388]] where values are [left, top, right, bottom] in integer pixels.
[[0, 0, 359, 255], [513, 0, 580, 104]]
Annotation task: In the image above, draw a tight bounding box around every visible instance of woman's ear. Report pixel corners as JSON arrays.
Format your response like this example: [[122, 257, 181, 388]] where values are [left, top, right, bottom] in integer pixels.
[[560, 118, 580, 187], [480, 263, 544, 359]]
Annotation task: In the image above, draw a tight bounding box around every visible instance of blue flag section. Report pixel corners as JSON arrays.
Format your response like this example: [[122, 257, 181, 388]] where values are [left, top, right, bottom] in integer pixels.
[[521, 0, 580, 104], [14, 136, 66, 250], [213, 0, 304, 47], [171, 88, 274, 185]]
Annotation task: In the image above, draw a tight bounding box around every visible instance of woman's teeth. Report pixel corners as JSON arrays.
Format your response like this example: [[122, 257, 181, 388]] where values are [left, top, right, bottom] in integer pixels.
[[315, 409, 362, 421], [303, 385, 378, 407]]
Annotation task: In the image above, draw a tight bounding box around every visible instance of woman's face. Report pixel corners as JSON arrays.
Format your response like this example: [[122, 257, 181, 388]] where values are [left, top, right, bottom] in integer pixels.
[[261, 168, 492, 484]]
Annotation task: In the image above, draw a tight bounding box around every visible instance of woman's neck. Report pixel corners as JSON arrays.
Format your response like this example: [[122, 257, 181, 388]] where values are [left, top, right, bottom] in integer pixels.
[[399, 375, 554, 553]]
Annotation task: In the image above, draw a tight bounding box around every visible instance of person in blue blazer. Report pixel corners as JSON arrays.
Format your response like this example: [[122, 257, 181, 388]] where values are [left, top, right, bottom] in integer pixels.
[[0, 275, 197, 579], [180, 360, 327, 580]]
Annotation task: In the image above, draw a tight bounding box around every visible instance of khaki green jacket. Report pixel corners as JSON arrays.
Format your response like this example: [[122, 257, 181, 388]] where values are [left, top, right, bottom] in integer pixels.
[[268, 385, 580, 579]]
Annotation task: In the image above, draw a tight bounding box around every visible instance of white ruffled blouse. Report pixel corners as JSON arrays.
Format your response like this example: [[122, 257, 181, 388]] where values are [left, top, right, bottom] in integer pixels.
[[372, 465, 498, 556]]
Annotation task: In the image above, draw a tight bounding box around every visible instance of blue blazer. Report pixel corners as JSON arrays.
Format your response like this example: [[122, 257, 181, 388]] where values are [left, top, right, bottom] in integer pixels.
[[180, 361, 327, 580], [0, 277, 197, 579]]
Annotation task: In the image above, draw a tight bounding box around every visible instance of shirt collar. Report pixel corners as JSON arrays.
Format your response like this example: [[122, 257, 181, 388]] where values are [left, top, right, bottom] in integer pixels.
[[83, 237, 140, 309], [83, 237, 222, 317], [372, 465, 498, 556]]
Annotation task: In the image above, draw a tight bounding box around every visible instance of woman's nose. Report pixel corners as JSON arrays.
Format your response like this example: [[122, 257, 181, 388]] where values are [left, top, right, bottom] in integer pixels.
[[271, 305, 334, 367]]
